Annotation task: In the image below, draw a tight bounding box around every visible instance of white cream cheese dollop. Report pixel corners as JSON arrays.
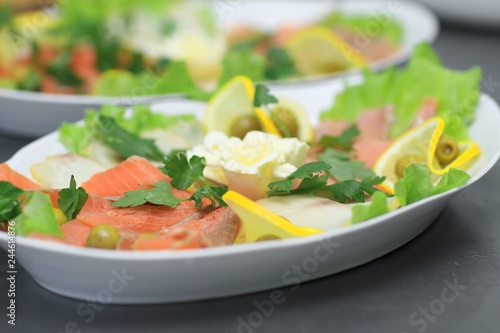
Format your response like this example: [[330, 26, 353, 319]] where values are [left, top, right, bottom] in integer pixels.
[[188, 131, 308, 200]]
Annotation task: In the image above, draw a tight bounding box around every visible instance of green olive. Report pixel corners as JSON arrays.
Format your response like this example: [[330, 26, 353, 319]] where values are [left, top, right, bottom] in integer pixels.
[[230, 114, 262, 138], [435, 135, 459, 167], [395, 154, 426, 179], [86, 224, 121, 249], [271, 106, 299, 138]]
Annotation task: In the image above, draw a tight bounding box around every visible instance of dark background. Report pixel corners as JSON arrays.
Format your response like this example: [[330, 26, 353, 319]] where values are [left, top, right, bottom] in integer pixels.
[[1, 13, 500, 333]]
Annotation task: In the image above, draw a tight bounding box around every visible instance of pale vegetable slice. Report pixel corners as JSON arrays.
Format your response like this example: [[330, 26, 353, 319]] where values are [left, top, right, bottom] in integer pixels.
[[30, 154, 108, 188], [257, 194, 353, 230], [141, 120, 205, 155], [87, 142, 123, 168], [223, 191, 322, 243], [286, 26, 367, 76]]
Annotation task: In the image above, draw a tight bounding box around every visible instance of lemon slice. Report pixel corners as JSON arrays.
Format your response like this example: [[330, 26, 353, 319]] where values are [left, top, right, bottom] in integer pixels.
[[223, 191, 322, 243], [374, 117, 444, 193], [373, 117, 481, 193], [13, 10, 57, 31], [204, 76, 314, 142], [269, 97, 315, 142], [429, 140, 481, 175], [286, 26, 367, 76], [204, 75, 255, 134]]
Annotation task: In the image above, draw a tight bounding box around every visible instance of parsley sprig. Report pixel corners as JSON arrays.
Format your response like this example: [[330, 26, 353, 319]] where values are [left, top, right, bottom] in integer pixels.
[[267, 162, 388, 203], [162, 152, 227, 207], [317, 124, 359, 151], [0, 182, 25, 222], [113, 152, 227, 209], [319, 148, 376, 182], [57, 175, 89, 220], [253, 84, 278, 107], [98, 115, 164, 161]]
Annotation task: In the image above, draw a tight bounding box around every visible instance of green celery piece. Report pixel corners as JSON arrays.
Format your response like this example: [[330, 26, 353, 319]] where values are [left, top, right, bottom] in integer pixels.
[[351, 191, 389, 224], [14, 192, 63, 237], [219, 49, 266, 86]]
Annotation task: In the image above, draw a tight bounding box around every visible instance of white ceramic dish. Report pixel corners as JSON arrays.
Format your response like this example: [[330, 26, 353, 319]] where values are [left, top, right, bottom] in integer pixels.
[[0, 0, 438, 138], [0, 82, 498, 304], [415, 0, 500, 28]]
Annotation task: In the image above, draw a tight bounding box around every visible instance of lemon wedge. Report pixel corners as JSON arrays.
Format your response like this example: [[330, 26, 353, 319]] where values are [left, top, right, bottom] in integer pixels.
[[271, 97, 315, 142], [204, 76, 314, 142], [223, 191, 322, 243], [429, 140, 481, 175], [286, 26, 367, 76], [204, 75, 255, 134], [13, 10, 57, 31], [373, 117, 481, 193]]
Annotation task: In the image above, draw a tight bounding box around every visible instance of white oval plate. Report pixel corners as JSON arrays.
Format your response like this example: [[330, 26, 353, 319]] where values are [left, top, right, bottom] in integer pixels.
[[0, 83, 498, 304], [0, 0, 438, 138]]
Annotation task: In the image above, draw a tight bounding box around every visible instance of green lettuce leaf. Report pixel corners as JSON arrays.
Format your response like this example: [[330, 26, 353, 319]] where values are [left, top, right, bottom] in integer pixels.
[[351, 191, 389, 224], [92, 70, 138, 97], [218, 49, 266, 86], [394, 164, 470, 206], [59, 105, 195, 156], [13, 191, 62, 237], [320, 11, 403, 44], [320, 43, 482, 141]]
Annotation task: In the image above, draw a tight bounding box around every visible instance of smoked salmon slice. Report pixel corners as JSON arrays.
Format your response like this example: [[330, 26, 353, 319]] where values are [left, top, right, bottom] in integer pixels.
[[81, 156, 191, 198], [60, 220, 93, 247], [77, 204, 203, 234], [132, 228, 204, 251], [164, 207, 240, 247], [0, 163, 41, 189], [412, 96, 438, 128]]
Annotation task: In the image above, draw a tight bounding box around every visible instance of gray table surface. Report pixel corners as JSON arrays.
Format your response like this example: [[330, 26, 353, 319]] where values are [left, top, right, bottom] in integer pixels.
[[1, 24, 500, 333]]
